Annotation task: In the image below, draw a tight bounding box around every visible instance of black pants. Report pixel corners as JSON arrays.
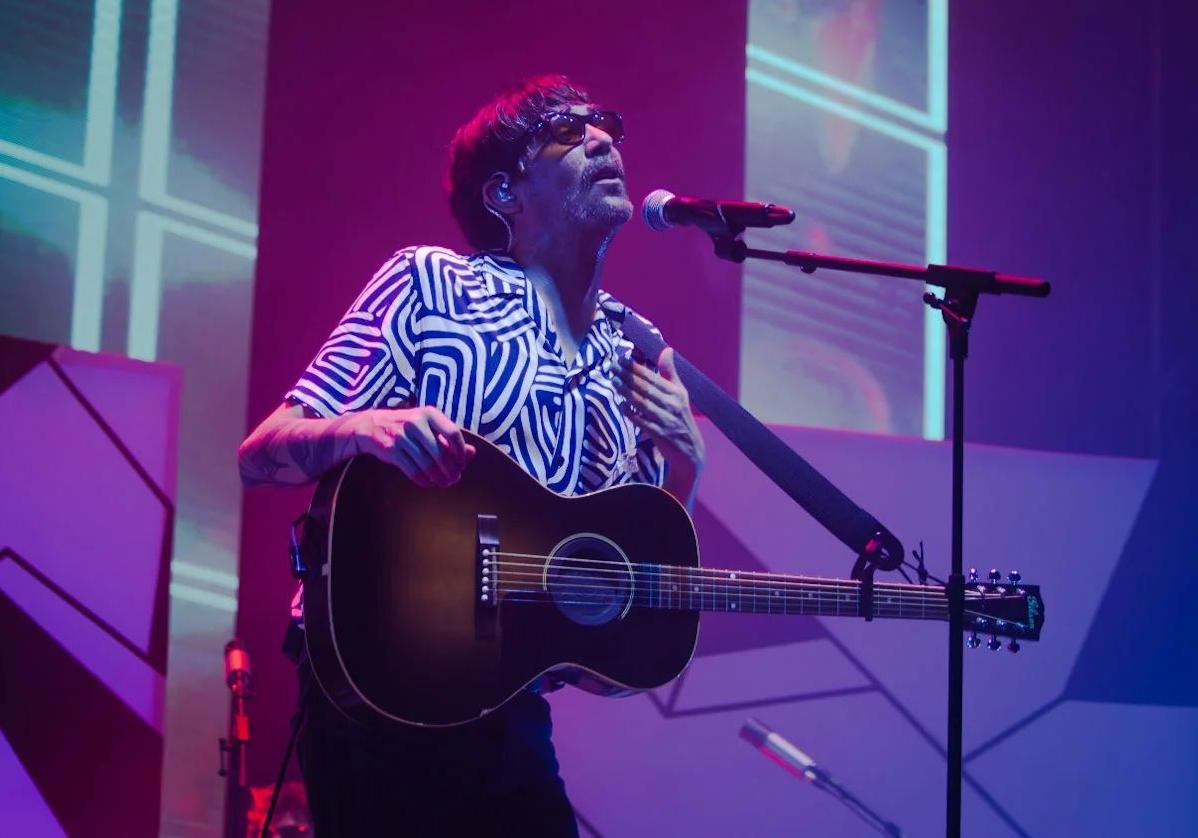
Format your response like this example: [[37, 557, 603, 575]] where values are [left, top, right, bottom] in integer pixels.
[[296, 662, 579, 837]]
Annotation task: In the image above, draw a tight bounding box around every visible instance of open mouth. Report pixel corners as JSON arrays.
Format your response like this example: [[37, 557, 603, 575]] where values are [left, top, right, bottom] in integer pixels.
[[590, 164, 624, 183]]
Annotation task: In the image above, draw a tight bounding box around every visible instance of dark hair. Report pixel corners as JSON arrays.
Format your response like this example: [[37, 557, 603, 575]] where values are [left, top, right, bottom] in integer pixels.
[[446, 74, 591, 251]]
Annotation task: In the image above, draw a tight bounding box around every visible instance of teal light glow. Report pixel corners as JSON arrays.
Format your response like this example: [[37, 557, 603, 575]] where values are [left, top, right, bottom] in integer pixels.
[[139, 0, 258, 238], [747, 68, 942, 153], [172, 560, 239, 591], [128, 210, 256, 361], [923, 0, 948, 440], [0, 161, 108, 351], [747, 43, 943, 132], [0, 0, 121, 185], [169, 582, 237, 613], [928, 0, 948, 136], [923, 145, 947, 440], [746, 0, 948, 440]]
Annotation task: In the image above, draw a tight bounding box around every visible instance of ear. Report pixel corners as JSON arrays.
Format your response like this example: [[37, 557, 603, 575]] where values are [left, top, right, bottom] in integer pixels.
[[482, 172, 520, 217]]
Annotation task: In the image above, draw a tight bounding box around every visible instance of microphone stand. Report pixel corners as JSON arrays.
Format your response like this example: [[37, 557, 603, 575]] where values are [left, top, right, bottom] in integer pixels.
[[219, 641, 253, 838], [711, 232, 1050, 838]]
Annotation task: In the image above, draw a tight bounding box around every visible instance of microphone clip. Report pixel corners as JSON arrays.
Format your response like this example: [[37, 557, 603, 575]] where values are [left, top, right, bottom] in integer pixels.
[[709, 230, 748, 263]]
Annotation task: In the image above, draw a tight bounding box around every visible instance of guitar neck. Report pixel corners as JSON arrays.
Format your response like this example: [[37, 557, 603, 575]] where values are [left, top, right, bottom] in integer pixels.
[[633, 564, 947, 622]]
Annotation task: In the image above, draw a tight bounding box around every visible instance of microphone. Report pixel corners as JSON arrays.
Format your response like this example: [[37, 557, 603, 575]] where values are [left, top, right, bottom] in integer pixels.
[[641, 189, 796, 235], [224, 638, 251, 694], [740, 717, 823, 784]]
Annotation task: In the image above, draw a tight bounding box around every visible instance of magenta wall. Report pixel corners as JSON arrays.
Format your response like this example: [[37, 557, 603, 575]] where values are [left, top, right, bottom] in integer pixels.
[[242, 0, 747, 788]]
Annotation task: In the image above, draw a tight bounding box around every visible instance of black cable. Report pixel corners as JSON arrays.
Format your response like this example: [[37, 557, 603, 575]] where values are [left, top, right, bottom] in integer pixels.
[[260, 703, 306, 838]]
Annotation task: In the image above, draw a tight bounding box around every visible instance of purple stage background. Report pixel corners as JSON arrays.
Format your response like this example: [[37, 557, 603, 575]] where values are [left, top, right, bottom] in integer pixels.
[[240, 1, 1197, 835], [1, 338, 180, 836]]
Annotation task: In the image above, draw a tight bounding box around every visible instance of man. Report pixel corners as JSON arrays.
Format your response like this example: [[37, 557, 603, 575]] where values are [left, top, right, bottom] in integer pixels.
[[238, 75, 705, 836]]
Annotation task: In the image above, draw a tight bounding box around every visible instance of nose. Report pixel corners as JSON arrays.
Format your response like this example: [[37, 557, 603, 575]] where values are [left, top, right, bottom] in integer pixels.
[[584, 122, 615, 155]]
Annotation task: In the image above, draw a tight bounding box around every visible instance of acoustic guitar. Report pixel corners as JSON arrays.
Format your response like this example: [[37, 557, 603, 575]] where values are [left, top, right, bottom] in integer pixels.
[[300, 431, 1044, 728]]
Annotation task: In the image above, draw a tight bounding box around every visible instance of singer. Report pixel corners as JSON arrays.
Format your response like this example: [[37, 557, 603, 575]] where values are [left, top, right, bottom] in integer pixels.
[[238, 74, 705, 836]]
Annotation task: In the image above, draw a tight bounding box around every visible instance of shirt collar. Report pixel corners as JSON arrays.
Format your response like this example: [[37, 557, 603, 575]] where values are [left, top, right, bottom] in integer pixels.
[[474, 250, 629, 350], [474, 250, 528, 298]]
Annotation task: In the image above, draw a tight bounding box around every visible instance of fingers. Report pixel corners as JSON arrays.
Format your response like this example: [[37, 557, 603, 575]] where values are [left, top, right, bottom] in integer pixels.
[[656, 347, 680, 383], [425, 409, 475, 465], [390, 445, 433, 488], [617, 357, 685, 414], [403, 424, 457, 486], [373, 407, 475, 487]]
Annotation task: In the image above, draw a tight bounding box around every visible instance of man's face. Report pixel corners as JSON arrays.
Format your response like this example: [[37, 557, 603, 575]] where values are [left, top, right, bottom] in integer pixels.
[[515, 103, 633, 240]]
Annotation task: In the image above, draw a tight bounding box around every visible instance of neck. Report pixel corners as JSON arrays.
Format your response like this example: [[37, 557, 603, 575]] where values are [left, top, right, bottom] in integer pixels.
[[512, 227, 614, 343]]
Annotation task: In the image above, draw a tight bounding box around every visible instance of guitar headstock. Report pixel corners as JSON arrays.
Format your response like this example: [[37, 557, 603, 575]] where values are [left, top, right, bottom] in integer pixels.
[[963, 569, 1044, 652]]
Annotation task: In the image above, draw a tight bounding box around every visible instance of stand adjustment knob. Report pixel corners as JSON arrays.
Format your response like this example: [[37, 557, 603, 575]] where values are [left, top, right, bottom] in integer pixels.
[[966, 632, 981, 649]]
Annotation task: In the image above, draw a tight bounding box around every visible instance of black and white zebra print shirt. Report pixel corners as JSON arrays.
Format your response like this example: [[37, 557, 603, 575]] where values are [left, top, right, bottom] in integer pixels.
[[286, 245, 666, 496]]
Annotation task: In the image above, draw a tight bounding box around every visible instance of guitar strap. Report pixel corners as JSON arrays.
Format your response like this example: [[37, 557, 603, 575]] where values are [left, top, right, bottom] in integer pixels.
[[620, 311, 904, 573]]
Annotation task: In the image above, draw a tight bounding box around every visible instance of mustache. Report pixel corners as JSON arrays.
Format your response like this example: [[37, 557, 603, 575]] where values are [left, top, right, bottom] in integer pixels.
[[586, 159, 625, 182]]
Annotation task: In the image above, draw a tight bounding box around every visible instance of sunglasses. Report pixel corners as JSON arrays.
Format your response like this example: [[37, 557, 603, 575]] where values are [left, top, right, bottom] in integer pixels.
[[525, 110, 625, 148]]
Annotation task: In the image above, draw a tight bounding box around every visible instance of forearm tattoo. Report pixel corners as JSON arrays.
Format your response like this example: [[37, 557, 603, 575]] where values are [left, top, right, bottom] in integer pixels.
[[240, 413, 362, 486]]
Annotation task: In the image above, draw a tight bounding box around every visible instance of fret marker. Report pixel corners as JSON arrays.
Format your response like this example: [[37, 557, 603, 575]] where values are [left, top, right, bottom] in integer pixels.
[[693, 585, 699, 593], [730, 573, 737, 580], [731, 602, 737, 610]]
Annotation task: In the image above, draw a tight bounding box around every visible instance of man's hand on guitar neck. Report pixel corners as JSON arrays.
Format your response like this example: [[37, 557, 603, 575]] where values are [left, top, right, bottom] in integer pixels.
[[238, 402, 475, 488]]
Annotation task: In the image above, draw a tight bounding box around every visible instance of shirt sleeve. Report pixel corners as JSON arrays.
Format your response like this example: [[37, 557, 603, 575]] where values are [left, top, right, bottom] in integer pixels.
[[285, 250, 421, 417]]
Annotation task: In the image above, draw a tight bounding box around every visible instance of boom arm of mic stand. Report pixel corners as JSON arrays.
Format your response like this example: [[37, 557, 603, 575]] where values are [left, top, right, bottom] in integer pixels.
[[711, 234, 1051, 298]]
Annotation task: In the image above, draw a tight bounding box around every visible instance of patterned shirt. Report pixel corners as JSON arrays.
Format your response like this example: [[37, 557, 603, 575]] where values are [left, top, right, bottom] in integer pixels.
[[286, 245, 667, 494]]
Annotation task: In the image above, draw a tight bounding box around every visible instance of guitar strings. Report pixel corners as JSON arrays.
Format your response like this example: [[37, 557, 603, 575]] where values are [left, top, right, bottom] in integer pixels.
[[487, 558, 1008, 602], [485, 550, 1022, 599], [483, 560, 1029, 628], [491, 571, 949, 610], [488, 591, 1010, 627], [491, 575, 984, 613], [474, 552, 1030, 629], [487, 568, 1023, 624]]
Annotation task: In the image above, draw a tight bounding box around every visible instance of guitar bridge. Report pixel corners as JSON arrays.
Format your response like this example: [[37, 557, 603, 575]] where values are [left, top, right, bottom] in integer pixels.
[[476, 514, 499, 639]]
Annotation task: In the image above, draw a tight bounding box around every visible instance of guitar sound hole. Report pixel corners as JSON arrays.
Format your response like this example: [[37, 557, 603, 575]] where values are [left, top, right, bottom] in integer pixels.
[[545, 534, 633, 627]]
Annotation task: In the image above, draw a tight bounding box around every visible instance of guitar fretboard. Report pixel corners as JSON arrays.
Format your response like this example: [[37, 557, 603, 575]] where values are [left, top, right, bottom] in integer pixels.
[[632, 565, 947, 621]]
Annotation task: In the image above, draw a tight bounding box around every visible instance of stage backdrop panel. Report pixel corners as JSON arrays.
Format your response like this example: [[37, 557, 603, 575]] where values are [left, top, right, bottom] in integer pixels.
[[547, 417, 1196, 837], [0, 335, 180, 838]]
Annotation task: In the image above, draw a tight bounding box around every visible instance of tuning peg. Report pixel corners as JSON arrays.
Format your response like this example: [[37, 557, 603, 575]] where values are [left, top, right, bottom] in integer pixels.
[[967, 632, 981, 649], [988, 569, 1001, 583], [968, 568, 978, 583], [1008, 639, 1021, 654], [986, 635, 1002, 651], [1007, 570, 1021, 585]]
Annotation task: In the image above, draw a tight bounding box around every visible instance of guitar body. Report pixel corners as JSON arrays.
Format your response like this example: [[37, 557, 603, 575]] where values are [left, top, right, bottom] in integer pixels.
[[302, 431, 700, 728]]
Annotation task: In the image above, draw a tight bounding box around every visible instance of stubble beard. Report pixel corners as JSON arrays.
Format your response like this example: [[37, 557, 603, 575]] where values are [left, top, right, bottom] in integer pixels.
[[563, 183, 633, 241]]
